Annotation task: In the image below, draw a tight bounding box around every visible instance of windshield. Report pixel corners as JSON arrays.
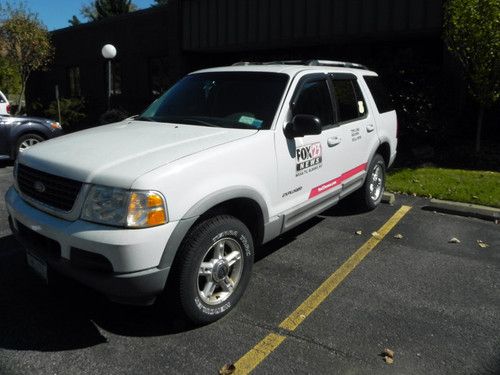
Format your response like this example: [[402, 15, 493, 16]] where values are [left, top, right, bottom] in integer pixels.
[[139, 72, 289, 130]]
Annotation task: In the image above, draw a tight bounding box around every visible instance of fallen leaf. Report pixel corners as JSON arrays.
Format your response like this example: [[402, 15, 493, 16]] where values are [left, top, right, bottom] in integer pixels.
[[472, 195, 479, 199], [355, 230, 362, 235], [448, 237, 461, 244], [384, 356, 394, 364], [383, 348, 395, 358], [219, 364, 236, 375], [477, 240, 489, 248], [393, 233, 403, 239], [371, 231, 381, 239], [411, 193, 417, 197]]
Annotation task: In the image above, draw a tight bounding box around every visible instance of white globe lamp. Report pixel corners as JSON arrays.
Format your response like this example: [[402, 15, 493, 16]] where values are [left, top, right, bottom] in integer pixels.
[[101, 44, 117, 110]]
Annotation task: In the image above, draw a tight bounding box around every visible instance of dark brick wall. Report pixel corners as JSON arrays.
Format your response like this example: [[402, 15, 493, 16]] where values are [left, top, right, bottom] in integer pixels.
[[28, 2, 184, 124]]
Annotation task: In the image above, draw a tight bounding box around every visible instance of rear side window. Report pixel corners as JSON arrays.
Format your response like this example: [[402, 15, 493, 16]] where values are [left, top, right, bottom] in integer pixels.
[[0, 93, 5, 103], [293, 79, 334, 127], [330, 78, 367, 123], [364, 76, 394, 113]]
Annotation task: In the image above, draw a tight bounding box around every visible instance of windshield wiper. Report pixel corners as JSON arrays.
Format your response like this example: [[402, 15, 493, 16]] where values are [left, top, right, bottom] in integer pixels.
[[179, 118, 220, 127]]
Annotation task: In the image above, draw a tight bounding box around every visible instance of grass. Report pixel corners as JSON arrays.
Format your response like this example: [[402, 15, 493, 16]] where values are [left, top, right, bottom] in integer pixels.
[[386, 168, 500, 208]]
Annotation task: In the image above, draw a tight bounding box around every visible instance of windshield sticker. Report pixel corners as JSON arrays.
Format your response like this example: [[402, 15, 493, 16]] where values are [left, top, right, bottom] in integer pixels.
[[239, 115, 263, 129], [296, 142, 322, 177], [358, 100, 365, 114]]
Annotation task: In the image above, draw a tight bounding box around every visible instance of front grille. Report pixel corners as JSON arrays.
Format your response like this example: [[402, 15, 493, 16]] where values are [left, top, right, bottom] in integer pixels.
[[17, 164, 82, 211]]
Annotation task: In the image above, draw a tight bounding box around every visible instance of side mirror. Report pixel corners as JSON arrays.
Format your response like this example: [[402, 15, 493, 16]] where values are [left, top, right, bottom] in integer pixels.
[[284, 115, 322, 139]]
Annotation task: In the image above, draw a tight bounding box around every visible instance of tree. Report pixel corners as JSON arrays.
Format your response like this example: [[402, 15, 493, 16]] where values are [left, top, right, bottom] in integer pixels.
[[0, 2, 53, 114], [68, 15, 81, 26], [70, 0, 137, 23], [443, 0, 500, 153], [0, 57, 22, 97]]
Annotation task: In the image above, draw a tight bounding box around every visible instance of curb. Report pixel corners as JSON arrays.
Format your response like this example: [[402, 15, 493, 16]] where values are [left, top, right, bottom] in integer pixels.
[[426, 199, 500, 222], [382, 192, 395, 205]]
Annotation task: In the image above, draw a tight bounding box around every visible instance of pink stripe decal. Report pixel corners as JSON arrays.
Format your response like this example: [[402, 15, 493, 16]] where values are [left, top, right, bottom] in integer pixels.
[[309, 163, 367, 199]]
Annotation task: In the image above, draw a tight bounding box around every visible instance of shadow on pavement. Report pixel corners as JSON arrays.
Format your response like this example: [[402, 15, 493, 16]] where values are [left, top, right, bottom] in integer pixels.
[[0, 233, 195, 352], [0, 199, 361, 352], [0, 160, 14, 169]]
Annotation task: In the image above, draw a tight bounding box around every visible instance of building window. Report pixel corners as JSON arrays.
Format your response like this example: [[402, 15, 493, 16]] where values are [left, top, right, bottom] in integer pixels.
[[67, 66, 81, 97], [149, 57, 169, 97]]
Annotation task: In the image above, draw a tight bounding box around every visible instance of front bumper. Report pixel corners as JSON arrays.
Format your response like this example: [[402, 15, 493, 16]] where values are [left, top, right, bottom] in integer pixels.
[[5, 186, 178, 305]]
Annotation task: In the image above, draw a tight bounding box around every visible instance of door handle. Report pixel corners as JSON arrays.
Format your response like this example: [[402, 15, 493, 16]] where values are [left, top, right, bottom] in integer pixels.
[[366, 124, 375, 132], [327, 137, 341, 147]]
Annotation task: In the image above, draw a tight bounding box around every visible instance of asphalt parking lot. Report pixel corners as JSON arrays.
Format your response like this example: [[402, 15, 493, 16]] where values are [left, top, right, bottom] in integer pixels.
[[0, 162, 499, 375]]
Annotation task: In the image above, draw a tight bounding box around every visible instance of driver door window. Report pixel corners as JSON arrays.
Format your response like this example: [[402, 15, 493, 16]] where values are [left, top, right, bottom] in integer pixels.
[[293, 79, 335, 128]]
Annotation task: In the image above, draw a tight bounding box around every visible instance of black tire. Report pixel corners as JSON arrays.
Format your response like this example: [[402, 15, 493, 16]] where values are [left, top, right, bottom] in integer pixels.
[[356, 154, 386, 210], [15, 133, 44, 158], [174, 215, 254, 324]]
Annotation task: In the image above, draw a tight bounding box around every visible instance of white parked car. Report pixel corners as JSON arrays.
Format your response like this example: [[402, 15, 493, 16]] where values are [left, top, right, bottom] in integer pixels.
[[0, 90, 10, 115], [6, 60, 397, 324]]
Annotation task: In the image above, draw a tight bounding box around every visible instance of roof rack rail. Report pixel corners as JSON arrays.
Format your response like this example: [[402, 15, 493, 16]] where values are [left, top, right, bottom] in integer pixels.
[[232, 60, 369, 70]]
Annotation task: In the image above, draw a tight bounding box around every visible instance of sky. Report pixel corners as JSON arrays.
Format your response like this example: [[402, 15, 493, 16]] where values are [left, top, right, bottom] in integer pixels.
[[6, 0, 156, 31]]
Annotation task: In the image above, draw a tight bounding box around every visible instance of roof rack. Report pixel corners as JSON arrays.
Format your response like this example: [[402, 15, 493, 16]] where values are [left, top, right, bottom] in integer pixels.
[[232, 59, 369, 70]]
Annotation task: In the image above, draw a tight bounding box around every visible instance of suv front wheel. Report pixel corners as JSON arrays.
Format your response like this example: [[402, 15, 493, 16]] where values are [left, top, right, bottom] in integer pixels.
[[175, 215, 254, 324]]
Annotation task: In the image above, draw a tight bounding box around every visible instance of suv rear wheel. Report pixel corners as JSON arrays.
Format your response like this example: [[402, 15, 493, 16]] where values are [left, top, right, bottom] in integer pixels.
[[357, 154, 386, 210], [175, 215, 254, 324]]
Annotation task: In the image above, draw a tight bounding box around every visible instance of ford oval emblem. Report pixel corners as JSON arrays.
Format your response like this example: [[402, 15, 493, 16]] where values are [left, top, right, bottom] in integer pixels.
[[34, 181, 46, 193]]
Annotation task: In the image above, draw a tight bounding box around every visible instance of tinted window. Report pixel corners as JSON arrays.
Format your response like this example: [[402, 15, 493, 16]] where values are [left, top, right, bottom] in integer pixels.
[[67, 66, 81, 97], [331, 79, 366, 123], [140, 72, 289, 130], [149, 56, 169, 97], [293, 79, 334, 127], [364, 76, 394, 113]]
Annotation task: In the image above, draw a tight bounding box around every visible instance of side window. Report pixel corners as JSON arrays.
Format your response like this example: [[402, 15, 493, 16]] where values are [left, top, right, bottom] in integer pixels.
[[67, 66, 81, 97], [331, 78, 366, 123], [363, 76, 394, 113], [293, 79, 334, 127]]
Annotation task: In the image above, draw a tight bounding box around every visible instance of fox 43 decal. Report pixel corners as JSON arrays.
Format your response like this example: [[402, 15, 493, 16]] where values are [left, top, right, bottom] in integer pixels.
[[296, 142, 322, 176]]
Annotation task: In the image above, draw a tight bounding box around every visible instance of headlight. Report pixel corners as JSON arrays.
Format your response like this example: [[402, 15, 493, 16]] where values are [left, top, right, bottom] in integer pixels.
[[81, 185, 167, 228]]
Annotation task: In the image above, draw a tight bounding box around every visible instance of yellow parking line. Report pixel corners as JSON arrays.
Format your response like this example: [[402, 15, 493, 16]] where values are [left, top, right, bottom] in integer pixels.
[[232, 205, 412, 374], [280, 204, 412, 331], [233, 333, 286, 374]]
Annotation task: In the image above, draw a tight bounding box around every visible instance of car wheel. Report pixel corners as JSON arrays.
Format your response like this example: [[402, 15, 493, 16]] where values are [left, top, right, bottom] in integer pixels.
[[357, 154, 386, 210], [16, 134, 44, 157], [175, 215, 254, 324]]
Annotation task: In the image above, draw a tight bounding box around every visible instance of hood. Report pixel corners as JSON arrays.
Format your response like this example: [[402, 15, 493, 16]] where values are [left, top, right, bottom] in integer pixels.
[[19, 120, 257, 188]]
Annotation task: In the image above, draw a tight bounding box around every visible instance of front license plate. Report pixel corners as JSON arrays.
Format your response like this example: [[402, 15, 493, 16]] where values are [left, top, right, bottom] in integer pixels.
[[26, 252, 48, 283]]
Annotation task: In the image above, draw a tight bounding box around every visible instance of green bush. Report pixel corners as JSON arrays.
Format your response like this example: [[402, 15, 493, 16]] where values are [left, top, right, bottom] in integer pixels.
[[45, 97, 86, 129]]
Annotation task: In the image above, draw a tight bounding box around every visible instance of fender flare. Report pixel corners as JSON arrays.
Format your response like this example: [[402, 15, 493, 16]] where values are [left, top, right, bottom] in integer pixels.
[[9, 122, 50, 157], [158, 186, 269, 269]]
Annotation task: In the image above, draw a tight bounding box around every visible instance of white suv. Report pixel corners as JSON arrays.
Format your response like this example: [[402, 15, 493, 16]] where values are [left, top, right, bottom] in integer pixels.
[[0, 90, 10, 115], [6, 60, 397, 324]]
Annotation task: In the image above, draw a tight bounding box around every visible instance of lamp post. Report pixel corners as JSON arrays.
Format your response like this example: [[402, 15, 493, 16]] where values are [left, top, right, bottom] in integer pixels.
[[101, 44, 117, 110]]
